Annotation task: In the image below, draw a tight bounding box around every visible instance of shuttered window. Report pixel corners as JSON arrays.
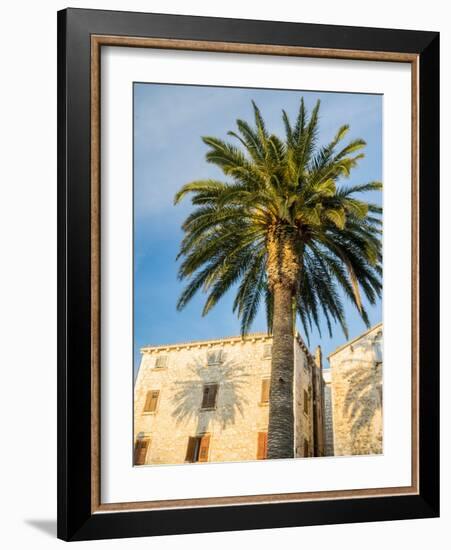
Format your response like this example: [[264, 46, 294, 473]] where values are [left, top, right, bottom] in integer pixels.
[[207, 350, 222, 365], [257, 432, 268, 459], [143, 390, 160, 413], [303, 389, 309, 415], [260, 378, 270, 403], [155, 355, 167, 369], [134, 438, 150, 465], [185, 435, 210, 463], [201, 384, 218, 409], [185, 437, 198, 463], [198, 435, 210, 462], [373, 331, 383, 364]]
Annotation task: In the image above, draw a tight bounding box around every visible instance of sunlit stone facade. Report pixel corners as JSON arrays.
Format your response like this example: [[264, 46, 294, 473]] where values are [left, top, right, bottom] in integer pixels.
[[134, 323, 383, 465], [327, 324, 383, 456], [134, 333, 325, 465]]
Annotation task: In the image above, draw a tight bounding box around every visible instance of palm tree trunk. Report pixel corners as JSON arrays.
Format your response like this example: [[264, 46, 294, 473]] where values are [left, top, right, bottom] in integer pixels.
[[267, 283, 295, 459]]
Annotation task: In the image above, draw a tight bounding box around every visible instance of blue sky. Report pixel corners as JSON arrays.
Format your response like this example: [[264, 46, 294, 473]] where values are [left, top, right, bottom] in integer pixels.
[[134, 83, 382, 375]]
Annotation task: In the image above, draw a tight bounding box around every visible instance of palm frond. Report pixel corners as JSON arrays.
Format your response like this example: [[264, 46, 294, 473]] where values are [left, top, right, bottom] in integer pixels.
[[174, 97, 382, 340]]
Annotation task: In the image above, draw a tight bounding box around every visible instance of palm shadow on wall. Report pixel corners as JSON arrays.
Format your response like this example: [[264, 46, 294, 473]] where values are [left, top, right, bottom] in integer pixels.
[[170, 354, 250, 434], [341, 340, 382, 447]]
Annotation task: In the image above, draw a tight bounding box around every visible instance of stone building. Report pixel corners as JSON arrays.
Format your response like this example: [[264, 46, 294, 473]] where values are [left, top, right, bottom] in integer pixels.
[[327, 323, 383, 456], [134, 333, 325, 465]]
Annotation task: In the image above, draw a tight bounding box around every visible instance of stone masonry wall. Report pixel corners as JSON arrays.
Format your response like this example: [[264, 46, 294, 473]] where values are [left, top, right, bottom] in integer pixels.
[[134, 334, 315, 465], [294, 341, 314, 457], [328, 324, 383, 456]]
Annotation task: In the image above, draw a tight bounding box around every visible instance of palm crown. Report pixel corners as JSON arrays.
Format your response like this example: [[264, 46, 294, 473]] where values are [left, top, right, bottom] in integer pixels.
[[174, 98, 382, 341]]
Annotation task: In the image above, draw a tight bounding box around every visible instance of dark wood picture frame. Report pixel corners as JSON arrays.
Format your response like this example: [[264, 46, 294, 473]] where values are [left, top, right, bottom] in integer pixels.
[[57, 7, 439, 541]]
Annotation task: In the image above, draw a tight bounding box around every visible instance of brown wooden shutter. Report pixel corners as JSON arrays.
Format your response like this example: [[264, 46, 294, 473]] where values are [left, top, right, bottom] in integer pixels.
[[185, 437, 197, 462], [201, 386, 209, 408], [198, 434, 211, 462], [209, 385, 218, 407], [134, 439, 149, 465], [143, 392, 152, 411], [202, 384, 218, 409], [260, 378, 270, 403], [150, 390, 159, 411], [143, 390, 159, 412], [257, 432, 268, 459]]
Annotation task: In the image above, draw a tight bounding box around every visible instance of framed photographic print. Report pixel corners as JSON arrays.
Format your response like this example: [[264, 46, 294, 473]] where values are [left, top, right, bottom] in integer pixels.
[[57, 8, 439, 541]]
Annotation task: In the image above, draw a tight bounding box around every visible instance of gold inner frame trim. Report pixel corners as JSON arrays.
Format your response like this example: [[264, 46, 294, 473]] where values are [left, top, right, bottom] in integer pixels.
[[90, 34, 420, 514]]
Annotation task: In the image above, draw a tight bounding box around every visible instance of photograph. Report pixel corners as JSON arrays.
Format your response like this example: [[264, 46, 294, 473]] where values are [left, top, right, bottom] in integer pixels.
[[133, 84, 383, 466], [53, 6, 440, 542]]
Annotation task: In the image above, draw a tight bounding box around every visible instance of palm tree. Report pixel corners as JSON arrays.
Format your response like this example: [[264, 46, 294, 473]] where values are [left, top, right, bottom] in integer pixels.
[[174, 98, 382, 459]]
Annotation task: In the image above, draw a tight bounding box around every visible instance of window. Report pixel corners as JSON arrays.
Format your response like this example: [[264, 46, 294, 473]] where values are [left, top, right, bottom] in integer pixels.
[[373, 331, 383, 364], [262, 344, 272, 359], [207, 349, 223, 365], [303, 438, 310, 457], [154, 355, 167, 369], [134, 438, 150, 465], [257, 432, 268, 459], [303, 389, 309, 415], [260, 378, 270, 404], [201, 384, 218, 409], [185, 434, 210, 463], [143, 390, 160, 413]]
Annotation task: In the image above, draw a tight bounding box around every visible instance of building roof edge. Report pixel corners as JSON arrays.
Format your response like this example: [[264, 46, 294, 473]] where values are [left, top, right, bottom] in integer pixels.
[[140, 332, 273, 353], [327, 322, 383, 360]]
